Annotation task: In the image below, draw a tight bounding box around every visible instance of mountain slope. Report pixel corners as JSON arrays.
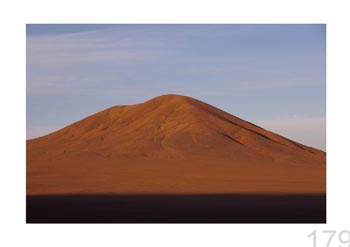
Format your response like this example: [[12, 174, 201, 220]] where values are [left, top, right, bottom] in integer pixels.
[[27, 94, 326, 195]]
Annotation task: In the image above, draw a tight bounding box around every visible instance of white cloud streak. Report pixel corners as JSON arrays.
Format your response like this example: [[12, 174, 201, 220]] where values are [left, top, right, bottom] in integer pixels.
[[258, 117, 326, 151]]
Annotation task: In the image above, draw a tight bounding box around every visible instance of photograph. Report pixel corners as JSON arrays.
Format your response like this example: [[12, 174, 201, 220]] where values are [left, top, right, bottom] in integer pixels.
[[26, 24, 326, 223]]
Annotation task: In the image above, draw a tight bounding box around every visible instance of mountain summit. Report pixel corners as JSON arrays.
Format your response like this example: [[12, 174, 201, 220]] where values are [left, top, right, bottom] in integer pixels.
[[27, 94, 325, 195]]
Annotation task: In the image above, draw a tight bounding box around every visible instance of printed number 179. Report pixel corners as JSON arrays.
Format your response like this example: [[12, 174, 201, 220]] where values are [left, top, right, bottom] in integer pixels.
[[308, 230, 350, 247]]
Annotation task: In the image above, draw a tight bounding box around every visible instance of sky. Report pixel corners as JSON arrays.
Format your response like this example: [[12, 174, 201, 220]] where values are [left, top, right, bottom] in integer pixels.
[[26, 24, 326, 150]]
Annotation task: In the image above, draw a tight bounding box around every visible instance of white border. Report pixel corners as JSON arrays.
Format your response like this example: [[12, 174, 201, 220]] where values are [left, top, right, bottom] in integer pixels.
[[1, 0, 350, 246]]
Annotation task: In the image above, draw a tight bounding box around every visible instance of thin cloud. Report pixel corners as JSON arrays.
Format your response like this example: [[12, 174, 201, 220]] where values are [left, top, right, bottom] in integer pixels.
[[258, 117, 326, 151]]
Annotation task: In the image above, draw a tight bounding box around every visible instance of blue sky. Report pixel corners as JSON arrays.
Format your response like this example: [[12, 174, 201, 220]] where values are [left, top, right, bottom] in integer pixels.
[[26, 24, 326, 150]]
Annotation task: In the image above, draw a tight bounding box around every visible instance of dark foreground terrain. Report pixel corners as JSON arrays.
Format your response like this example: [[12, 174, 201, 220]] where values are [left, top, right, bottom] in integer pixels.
[[27, 194, 326, 223]]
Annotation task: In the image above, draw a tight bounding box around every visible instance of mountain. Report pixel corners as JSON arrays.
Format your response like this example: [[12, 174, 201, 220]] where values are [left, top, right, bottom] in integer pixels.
[[27, 94, 326, 195]]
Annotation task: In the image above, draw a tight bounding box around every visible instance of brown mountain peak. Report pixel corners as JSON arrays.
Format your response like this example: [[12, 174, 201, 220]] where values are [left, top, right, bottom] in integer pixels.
[[28, 94, 325, 160], [27, 95, 325, 195]]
